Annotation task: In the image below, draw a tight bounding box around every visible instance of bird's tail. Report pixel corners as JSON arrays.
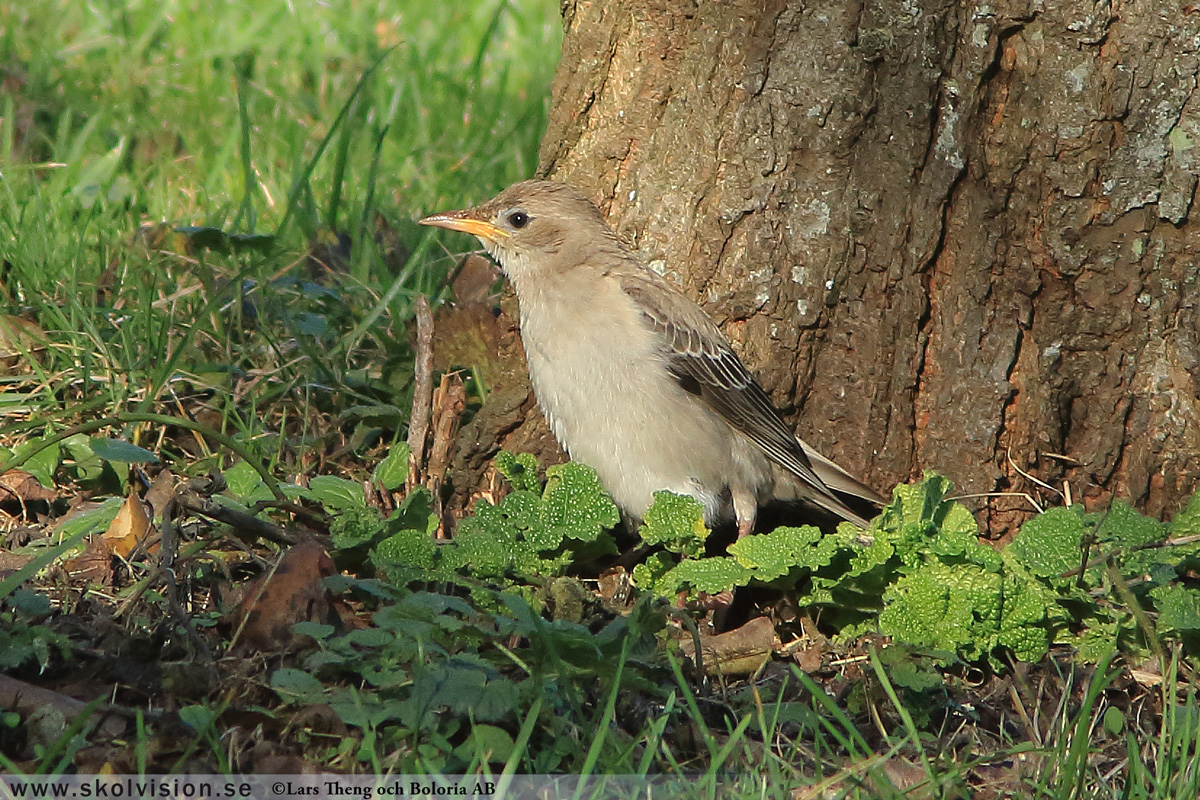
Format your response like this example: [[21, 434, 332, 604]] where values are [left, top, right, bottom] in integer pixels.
[[776, 437, 886, 528]]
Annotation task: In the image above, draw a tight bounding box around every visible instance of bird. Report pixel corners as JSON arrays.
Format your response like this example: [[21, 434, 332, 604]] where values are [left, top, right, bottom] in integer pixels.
[[420, 180, 883, 537]]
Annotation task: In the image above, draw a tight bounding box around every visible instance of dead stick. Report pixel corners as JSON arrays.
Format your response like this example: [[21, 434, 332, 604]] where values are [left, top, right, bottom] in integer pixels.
[[407, 295, 435, 492], [426, 373, 467, 538], [175, 491, 298, 545]]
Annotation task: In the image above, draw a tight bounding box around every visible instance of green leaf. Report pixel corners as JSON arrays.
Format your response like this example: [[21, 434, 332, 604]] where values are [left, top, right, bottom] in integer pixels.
[[389, 487, 436, 533], [1103, 706, 1125, 737], [60, 433, 104, 483], [1008, 506, 1086, 583], [1100, 500, 1164, 549], [879, 562, 1002, 660], [303, 475, 366, 511], [330, 505, 387, 549], [88, 436, 159, 463], [292, 622, 335, 641], [1151, 584, 1200, 633], [456, 723, 514, 764], [540, 461, 620, 542], [1169, 487, 1200, 538], [373, 441, 410, 492], [639, 491, 708, 556], [271, 668, 328, 703], [375, 527, 438, 569], [51, 496, 124, 541], [16, 435, 62, 489], [450, 516, 513, 576], [663, 557, 752, 595], [224, 460, 272, 503], [494, 450, 540, 492], [177, 704, 219, 734], [728, 525, 822, 581], [631, 552, 676, 595]]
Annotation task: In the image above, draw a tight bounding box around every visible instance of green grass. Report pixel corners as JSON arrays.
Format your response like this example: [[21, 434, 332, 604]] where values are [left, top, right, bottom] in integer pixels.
[[0, 0, 559, 476]]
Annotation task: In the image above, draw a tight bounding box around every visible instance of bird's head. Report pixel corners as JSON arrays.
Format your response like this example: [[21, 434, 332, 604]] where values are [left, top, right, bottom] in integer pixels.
[[419, 180, 622, 286]]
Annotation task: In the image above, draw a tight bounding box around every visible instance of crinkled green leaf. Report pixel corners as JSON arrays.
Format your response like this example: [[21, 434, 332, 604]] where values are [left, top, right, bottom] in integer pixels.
[[728, 525, 822, 581], [997, 571, 1053, 662], [1008, 505, 1085, 583], [494, 450, 541, 492], [1101, 499, 1165, 549], [886, 659, 944, 692], [1169, 487, 1200, 539], [846, 530, 893, 576], [540, 461, 619, 542], [631, 552, 676, 595], [879, 562, 1001, 660], [448, 518, 513, 575], [1151, 584, 1200, 633], [375, 527, 438, 569], [639, 491, 708, 556], [330, 505, 386, 549], [663, 557, 752, 595], [1072, 621, 1121, 663], [492, 490, 540, 535]]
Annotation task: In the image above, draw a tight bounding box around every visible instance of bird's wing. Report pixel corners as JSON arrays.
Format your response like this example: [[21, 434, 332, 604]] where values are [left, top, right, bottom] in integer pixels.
[[619, 272, 834, 498]]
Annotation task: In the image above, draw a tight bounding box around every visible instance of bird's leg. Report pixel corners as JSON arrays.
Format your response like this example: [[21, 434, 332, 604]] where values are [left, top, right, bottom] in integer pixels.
[[732, 489, 757, 539]]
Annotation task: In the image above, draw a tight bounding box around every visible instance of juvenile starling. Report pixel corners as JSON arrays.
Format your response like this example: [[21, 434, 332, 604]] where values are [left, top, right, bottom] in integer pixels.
[[421, 180, 882, 536]]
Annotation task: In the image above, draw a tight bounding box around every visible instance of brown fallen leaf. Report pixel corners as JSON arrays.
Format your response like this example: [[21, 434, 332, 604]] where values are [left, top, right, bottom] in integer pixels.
[[63, 536, 114, 586], [143, 469, 178, 519], [597, 566, 633, 607], [102, 492, 153, 558], [231, 541, 342, 654], [678, 616, 778, 677], [0, 469, 56, 505]]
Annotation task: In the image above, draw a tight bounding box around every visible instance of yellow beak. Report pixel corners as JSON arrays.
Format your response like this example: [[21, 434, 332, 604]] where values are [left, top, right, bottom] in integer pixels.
[[419, 209, 509, 243]]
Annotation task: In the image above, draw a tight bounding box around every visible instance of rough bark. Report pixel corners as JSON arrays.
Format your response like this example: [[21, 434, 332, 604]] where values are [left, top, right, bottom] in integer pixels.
[[452, 0, 1200, 538]]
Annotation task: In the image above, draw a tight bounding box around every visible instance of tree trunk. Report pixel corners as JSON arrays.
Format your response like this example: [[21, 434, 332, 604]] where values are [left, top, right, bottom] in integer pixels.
[[454, 0, 1200, 538]]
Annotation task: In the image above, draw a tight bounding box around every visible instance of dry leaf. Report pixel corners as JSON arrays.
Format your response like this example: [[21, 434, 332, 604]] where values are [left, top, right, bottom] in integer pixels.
[[143, 469, 178, 519], [0, 469, 56, 504], [678, 616, 778, 677], [102, 492, 152, 558], [63, 537, 114, 586], [232, 541, 341, 653]]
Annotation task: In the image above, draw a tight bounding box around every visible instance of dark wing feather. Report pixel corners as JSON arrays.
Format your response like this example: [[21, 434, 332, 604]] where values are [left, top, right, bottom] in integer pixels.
[[620, 274, 832, 497]]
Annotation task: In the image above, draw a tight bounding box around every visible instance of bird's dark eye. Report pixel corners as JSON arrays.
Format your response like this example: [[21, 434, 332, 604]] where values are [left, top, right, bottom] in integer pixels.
[[507, 210, 529, 229]]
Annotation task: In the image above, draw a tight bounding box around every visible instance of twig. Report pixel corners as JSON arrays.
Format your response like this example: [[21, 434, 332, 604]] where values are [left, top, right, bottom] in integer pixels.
[[0, 674, 126, 738], [406, 294, 435, 492], [948, 491, 1044, 514], [426, 372, 466, 538], [1006, 447, 1064, 500], [1060, 532, 1200, 578], [175, 490, 298, 545]]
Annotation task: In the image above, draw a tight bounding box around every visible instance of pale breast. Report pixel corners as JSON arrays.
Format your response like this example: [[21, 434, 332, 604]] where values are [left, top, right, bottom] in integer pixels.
[[514, 273, 773, 522]]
